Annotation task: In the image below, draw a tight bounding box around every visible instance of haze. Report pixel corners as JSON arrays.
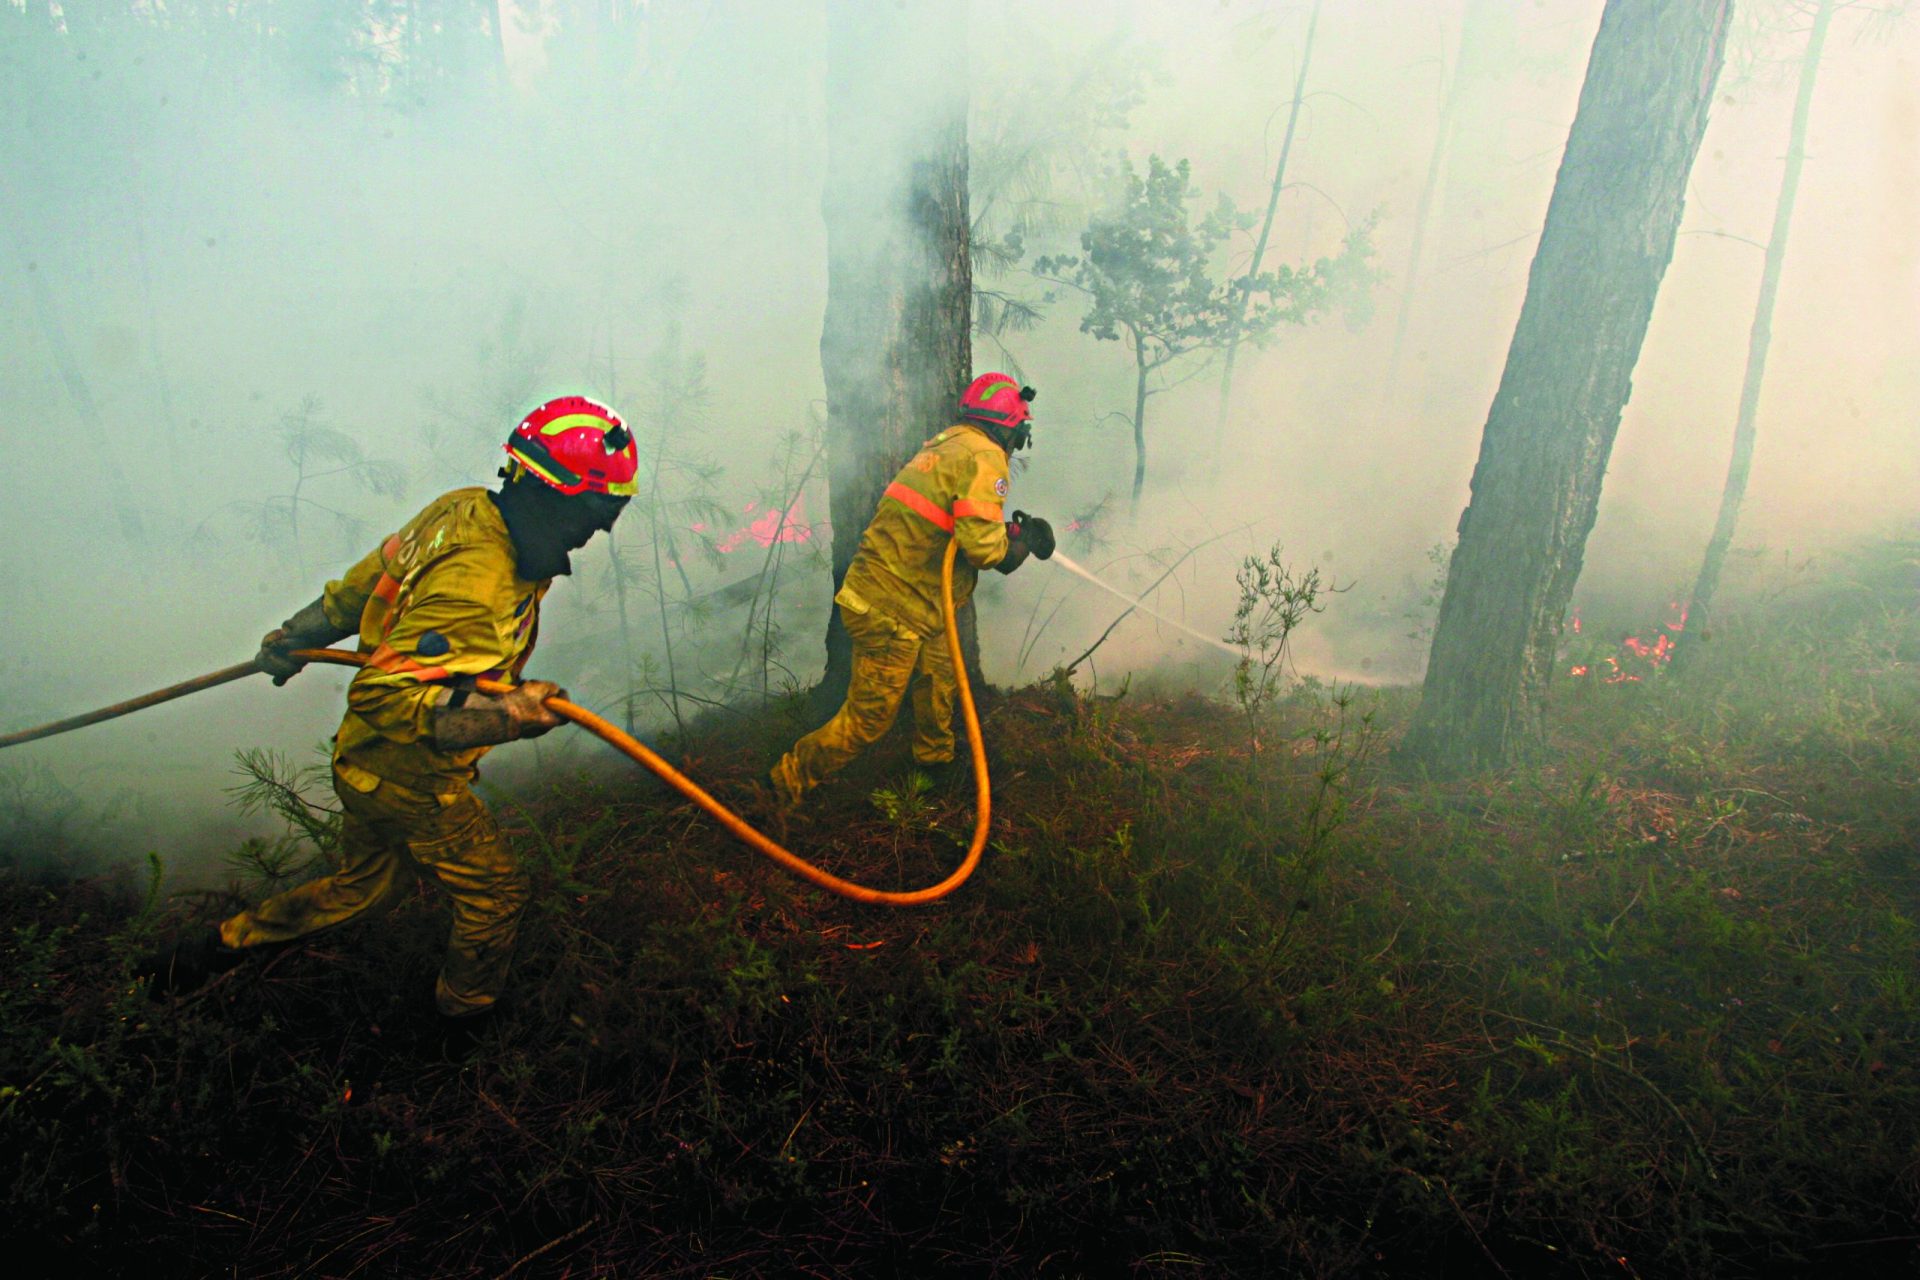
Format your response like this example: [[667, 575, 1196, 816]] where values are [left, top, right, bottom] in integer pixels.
[[2, 0, 1914, 873]]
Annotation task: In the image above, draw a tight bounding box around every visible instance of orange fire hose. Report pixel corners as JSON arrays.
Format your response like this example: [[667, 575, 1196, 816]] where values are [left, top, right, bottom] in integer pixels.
[[0, 543, 989, 907]]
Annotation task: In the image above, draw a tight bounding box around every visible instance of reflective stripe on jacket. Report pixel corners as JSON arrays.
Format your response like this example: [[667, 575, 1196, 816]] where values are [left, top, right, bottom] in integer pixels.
[[838, 423, 1010, 638], [320, 487, 548, 795]]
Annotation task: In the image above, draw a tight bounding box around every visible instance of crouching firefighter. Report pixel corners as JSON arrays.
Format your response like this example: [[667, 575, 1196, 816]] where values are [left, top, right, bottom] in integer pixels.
[[142, 396, 638, 1034], [771, 373, 1055, 806]]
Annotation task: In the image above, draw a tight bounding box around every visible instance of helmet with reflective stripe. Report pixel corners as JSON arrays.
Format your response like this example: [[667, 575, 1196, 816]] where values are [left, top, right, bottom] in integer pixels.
[[958, 373, 1036, 452], [504, 396, 640, 497]]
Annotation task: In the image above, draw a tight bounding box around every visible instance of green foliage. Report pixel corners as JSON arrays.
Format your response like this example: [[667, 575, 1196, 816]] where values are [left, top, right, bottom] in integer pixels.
[[224, 746, 342, 892], [869, 769, 935, 827], [1035, 154, 1378, 503], [1225, 541, 1329, 767], [1036, 154, 1378, 359], [969, 29, 1158, 351]]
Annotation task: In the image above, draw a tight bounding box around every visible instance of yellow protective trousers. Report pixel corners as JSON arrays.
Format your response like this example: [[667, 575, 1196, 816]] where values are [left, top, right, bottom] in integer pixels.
[[218, 766, 529, 1017], [772, 601, 958, 804]]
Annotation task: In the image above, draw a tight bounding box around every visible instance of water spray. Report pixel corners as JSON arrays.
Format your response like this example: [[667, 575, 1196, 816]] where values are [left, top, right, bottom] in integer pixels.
[[1047, 552, 1241, 661]]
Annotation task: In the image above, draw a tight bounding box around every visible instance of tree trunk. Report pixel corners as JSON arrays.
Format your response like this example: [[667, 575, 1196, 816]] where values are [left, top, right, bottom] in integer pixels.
[[1130, 342, 1149, 515], [1676, 0, 1833, 668], [1212, 0, 1319, 467], [1401, 0, 1732, 775], [815, 0, 972, 712], [1381, 0, 1494, 408]]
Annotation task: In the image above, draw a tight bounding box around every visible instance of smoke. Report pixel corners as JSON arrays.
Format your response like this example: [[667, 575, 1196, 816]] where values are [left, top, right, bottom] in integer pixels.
[[2, 0, 1914, 876]]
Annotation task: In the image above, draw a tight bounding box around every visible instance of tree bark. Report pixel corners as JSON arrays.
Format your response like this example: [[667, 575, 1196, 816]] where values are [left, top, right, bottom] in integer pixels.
[[1401, 0, 1732, 775], [1676, 0, 1833, 668], [815, 0, 972, 711]]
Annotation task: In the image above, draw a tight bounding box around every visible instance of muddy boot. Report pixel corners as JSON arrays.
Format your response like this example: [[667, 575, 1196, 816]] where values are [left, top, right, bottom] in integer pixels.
[[136, 927, 248, 1001]]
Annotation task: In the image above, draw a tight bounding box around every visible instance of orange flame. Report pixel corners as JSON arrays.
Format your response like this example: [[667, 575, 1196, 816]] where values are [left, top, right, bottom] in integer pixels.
[[1568, 601, 1687, 683], [714, 498, 815, 553]]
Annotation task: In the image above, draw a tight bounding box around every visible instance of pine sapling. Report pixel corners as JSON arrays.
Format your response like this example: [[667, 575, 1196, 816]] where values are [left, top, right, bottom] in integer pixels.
[[1225, 542, 1327, 771]]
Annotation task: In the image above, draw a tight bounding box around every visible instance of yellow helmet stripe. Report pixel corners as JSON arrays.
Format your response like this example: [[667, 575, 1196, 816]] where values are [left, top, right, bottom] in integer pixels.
[[536, 412, 617, 437]]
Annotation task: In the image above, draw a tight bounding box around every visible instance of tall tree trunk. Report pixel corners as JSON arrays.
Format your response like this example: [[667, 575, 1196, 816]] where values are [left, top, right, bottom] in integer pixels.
[[1130, 342, 1150, 515], [1380, 0, 1494, 408], [816, 0, 972, 711], [1401, 0, 1732, 776], [1212, 0, 1318, 467], [1676, 0, 1833, 667]]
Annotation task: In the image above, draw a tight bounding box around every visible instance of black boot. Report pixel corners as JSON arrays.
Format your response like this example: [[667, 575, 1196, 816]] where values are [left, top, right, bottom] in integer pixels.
[[913, 758, 969, 792], [136, 927, 248, 1000], [434, 1006, 498, 1063]]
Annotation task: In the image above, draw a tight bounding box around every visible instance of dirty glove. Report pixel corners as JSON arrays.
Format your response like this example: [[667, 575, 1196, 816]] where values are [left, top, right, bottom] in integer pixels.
[[995, 533, 1032, 575], [255, 596, 353, 686], [431, 679, 569, 751], [1011, 511, 1055, 560]]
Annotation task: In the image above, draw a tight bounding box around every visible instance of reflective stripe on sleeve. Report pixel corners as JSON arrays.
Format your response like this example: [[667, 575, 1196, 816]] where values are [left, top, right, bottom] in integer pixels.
[[366, 644, 451, 683], [951, 499, 1004, 521], [883, 481, 955, 532]]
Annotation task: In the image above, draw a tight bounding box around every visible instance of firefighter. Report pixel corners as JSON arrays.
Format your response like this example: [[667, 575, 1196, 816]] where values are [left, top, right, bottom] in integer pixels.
[[771, 373, 1054, 806], [142, 396, 638, 1035]]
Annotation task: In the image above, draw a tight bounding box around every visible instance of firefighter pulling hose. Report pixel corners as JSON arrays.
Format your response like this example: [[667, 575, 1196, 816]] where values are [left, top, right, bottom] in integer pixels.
[[1, 380, 1052, 1035]]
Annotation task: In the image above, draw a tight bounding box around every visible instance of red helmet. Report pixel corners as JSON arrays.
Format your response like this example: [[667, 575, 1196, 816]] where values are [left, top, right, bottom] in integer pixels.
[[959, 373, 1035, 438], [504, 396, 640, 497]]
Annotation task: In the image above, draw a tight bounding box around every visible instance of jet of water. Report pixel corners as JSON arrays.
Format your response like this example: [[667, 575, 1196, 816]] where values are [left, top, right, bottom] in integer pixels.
[[1046, 552, 1242, 660]]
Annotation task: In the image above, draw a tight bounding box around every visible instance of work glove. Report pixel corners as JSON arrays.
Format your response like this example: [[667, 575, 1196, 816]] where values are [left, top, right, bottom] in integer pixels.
[[431, 679, 569, 751], [1011, 511, 1055, 560], [500, 680, 569, 739], [995, 511, 1055, 575], [255, 597, 353, 686]]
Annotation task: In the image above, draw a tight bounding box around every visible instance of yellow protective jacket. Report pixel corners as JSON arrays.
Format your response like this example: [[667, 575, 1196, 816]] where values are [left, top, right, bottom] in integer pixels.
[[317, 488, 549, 796], [837, 422, 1011, 638]]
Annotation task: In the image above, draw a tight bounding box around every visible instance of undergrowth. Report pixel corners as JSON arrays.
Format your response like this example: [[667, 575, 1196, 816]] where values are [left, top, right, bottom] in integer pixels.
[[0, 541, 1916, 1276]]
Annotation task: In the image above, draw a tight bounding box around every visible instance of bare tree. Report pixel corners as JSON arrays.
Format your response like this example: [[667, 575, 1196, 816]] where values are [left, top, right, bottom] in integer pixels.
[[1401, 0, 1734, 775], [1214, 0, 1320, 464], [1676, 0, 1836, 666]]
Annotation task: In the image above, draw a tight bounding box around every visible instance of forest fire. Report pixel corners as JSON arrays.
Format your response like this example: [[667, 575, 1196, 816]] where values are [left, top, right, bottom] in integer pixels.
[[699, 498, 816, 553], [7, 0, 1913, 1273], [1567, 601, 1688, 683]]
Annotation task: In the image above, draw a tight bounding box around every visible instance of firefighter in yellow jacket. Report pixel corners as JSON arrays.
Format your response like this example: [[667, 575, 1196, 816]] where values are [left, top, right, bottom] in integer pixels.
[[144, 396, 638, 1029], [772, 373, 1054, 806]]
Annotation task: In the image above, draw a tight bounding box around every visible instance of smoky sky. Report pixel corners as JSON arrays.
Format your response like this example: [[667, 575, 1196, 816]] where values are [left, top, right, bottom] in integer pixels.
[[2, 0, 1915, 872]]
